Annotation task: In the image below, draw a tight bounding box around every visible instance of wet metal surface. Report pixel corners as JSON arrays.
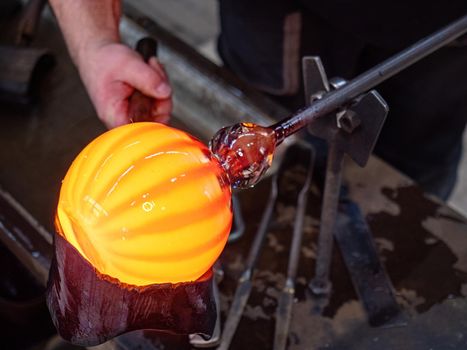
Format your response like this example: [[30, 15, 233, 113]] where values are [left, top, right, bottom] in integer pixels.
[[1, 14, 467, 350]]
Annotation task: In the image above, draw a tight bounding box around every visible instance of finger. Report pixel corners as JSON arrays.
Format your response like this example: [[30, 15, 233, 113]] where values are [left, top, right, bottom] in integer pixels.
[[120, 56, 171, 99], [148, 57, 168, 80], [103, 97, 129, 128]]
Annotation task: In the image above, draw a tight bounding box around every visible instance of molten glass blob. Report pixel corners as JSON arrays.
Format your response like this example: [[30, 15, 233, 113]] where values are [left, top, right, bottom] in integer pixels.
[[56, 122, 232, 286], [209, 122, 277, 189]]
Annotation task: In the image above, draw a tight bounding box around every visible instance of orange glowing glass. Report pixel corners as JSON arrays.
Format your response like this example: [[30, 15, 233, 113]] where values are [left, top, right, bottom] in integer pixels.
[[56, 122, 232, 285]]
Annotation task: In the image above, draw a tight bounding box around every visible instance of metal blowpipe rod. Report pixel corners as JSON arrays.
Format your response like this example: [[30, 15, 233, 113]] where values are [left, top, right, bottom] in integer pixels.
[[272, 13, 467, 142], [209, 14, 467, 190]]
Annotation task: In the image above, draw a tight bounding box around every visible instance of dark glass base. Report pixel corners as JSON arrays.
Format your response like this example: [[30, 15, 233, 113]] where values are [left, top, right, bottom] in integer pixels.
[[46, 233, 216, 346]]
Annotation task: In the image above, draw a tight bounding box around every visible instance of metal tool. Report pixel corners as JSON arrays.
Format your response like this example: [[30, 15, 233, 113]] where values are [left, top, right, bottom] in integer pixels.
[[272, 14, 467, 142], [128, 37, 159, 123], [210, 15, 467, 194], [219, 143, 315, 350], [274, 144, 315, 350], [217, 169, 279, 350], [335, 198, 406, 327]]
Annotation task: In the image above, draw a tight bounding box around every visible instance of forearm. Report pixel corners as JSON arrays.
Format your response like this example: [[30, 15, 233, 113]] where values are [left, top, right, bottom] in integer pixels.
[[49, 0, 121, 66]]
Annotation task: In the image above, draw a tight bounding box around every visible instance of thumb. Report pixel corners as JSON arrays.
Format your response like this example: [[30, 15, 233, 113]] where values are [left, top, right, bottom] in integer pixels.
[[120, 55, 172, 99]]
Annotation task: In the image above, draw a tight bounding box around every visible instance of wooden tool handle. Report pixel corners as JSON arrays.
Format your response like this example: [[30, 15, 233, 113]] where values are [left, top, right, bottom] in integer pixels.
[[128, 37, 158, 123]]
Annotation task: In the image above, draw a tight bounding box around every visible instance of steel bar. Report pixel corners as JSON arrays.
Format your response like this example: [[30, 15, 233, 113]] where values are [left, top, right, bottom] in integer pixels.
[[274, 146, 315, 350], [309, 141, 344, 295], [335, 199, 406, 327], [273, 13, 467, 142], [218, 174, 279, 350], [245, 179, 279, 272]]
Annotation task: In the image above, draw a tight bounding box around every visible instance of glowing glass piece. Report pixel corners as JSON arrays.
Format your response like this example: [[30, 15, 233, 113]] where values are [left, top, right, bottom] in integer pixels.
[[56, 122, 232, 286], [210, 122, 277, 189]]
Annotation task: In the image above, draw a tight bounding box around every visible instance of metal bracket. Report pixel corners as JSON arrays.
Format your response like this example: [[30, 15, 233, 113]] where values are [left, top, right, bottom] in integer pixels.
[[305, 57, 389, 167]]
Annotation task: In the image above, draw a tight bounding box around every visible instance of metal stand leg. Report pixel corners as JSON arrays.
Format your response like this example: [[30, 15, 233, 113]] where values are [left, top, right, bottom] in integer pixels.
[[309, 141, 343, 295]]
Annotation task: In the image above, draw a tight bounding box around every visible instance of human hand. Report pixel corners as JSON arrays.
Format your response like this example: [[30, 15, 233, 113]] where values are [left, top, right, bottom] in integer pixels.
[[76, 42, 172, 128]]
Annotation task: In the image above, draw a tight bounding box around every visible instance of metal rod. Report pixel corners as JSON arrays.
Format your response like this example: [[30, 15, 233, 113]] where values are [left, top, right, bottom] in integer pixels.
[[309, 142, 344, 295], [218, 176, 278, 350], [244, 177, 278, 271], [274, 148, 314, 350], [286, 163, 313, 280], [273, 13, 467, 143], [334, 200, 406, 327]]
